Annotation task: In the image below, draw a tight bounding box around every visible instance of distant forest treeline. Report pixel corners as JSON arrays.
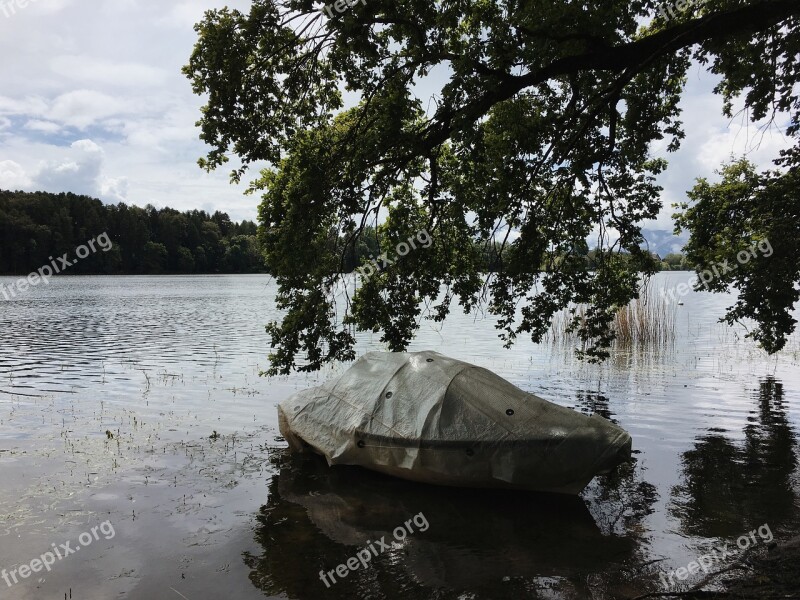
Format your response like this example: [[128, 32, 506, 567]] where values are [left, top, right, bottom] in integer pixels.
[[0, 190, 266, 275], [0, 189, 688, 277]]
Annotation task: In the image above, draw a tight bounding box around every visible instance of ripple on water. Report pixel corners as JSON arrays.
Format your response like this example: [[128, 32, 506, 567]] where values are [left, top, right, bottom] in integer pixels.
[[0, 273, 798, 598]]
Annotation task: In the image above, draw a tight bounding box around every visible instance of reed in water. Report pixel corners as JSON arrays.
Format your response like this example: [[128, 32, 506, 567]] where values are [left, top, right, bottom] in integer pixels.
[[547, 286, 677, 350]]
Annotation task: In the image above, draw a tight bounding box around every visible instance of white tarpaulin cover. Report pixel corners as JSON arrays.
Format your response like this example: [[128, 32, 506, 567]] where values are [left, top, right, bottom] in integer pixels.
[[278, 351, 632, 494]]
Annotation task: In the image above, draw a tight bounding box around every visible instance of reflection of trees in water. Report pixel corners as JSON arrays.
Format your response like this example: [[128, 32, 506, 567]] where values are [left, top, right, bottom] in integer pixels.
[[573, 391, 615, 422], [671, 377, 798, 538], [579, 453, 661, 594], [242, 451, 653, 599], [585, 459, 659, 537], [574, 391, 659, 534]]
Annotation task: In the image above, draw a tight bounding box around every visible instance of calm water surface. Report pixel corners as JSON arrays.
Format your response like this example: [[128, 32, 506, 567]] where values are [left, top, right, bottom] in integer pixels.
[[0, 273, 798, 599]]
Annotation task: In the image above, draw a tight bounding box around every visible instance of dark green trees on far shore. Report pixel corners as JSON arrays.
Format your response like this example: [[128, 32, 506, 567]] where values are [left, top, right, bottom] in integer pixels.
[[0, 189, 266, 275]]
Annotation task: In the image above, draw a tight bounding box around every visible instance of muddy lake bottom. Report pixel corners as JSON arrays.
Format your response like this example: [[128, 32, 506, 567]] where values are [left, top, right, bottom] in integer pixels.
[[1, 274, 799, 599]]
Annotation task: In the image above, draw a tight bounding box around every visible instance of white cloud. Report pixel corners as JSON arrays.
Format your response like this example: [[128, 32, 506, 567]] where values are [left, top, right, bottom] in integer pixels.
[[33, 138, 127, 202], [0, 160, 33, 189], [0, 95, 49, 116], [99, 175, 130, 203], [71, 139, 102, 153], [26, 0, 75, 16], [50, 56, 168, 88], [157, 1, 218, 30], [24, 119, 61, 133], [645, 69, 794, 232], [696, 123, 790, 172], [0, 91, 131, 131], [0, 1, 276, 221], [47, 90, 128, 129]]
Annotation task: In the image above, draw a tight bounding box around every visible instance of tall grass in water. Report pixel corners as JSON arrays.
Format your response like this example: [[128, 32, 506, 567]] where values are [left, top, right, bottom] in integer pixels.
[[613, 289, 676, 348], [546, 286, 676, 351]]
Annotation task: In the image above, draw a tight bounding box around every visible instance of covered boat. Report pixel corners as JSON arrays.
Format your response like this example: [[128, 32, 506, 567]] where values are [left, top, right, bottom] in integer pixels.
[[278, 351, 632, 494]]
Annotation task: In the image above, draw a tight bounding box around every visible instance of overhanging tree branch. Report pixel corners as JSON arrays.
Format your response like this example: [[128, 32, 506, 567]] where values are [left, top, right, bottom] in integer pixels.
[[420, 0, 800, 151]]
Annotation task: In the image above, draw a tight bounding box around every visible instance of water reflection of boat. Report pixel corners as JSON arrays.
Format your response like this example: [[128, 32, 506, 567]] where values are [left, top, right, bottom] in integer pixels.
[[243, 452, 640, 598], [279, 351, 633, 495]]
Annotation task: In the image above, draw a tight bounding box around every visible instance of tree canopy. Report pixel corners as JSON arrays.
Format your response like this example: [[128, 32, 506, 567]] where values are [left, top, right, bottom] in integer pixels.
[[184, 0, 800, 374], [676, 159, 800, 353]]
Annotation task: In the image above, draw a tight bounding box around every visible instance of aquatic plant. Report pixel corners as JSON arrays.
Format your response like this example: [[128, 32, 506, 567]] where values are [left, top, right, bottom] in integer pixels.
[[547, 286, 676, 351]]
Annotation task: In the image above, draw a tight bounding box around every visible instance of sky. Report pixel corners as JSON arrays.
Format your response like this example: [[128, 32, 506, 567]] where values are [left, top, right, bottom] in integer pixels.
[[0, 0, 792, 226]]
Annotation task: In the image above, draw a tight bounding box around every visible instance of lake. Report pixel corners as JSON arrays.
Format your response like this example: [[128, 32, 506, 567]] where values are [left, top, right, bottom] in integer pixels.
[[0, 273, 798, 599]]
